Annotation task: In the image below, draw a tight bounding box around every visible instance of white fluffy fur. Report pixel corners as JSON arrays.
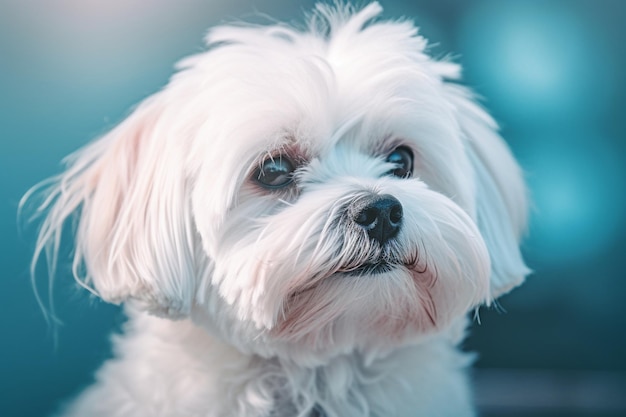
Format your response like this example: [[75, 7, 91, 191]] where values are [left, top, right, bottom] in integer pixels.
[[22, 3, 529, 416]]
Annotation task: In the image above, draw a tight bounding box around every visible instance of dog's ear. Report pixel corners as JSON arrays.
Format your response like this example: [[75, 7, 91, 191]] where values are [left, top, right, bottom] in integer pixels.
[[23, 95, 196, 318], [445, 84, 531, 298]]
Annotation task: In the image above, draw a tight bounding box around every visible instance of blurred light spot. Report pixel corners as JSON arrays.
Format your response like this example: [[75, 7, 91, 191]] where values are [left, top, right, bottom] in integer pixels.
[[459, 1, 613, 124], [526, 136, 625, 265]]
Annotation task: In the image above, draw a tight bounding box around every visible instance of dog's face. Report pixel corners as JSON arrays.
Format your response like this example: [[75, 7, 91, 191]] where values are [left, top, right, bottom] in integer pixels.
[[26, 3, 529, 363]]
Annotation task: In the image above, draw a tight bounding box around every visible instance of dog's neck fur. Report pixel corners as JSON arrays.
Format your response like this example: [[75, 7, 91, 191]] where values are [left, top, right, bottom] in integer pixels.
[[59, 308, 475, 417]]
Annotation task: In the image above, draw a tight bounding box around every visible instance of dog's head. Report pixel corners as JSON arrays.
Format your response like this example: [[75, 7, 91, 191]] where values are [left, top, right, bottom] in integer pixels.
[[24, 3, 529, 363]]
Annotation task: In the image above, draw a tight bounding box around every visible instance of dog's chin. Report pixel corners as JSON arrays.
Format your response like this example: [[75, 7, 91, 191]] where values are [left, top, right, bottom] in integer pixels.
[[192, 266, 414, 359], [268, 264, 442, 350]]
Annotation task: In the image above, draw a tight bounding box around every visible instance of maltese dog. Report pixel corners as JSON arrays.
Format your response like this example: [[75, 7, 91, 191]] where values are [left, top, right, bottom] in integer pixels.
[[24, 2, 529, 416]]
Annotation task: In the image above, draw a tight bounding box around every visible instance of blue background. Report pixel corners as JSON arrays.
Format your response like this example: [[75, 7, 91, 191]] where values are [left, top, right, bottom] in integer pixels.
[[1, 1, 625, 416]]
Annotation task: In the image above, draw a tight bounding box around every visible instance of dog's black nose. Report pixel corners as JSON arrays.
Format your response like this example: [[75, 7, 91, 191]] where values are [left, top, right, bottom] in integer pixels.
[[353, 195, 403, 245]]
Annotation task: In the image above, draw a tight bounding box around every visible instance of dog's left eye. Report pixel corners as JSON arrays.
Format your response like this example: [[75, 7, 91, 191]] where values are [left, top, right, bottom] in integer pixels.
[[254, 156, 296, 188], [386, 146, 414, 178]]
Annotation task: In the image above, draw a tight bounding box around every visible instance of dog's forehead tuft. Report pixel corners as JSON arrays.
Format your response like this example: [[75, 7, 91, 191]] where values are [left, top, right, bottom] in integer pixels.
[[202, 2, 418, 53], [178, 2, 450, 88]]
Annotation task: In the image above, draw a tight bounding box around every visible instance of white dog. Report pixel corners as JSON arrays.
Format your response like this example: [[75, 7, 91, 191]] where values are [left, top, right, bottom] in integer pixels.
[[24, 3, 529, 416]]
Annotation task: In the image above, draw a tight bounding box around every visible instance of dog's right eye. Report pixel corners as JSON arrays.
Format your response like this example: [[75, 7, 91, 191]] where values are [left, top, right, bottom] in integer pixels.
[[254, 156, 296, 188], [386, 146, 414, 178]]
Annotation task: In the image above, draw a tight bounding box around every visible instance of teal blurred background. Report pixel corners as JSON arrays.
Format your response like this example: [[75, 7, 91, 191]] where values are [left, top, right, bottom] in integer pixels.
[[1, 1, 625, 416]]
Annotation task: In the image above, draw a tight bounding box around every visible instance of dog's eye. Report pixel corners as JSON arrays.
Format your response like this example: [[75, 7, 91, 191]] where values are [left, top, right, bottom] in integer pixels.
[[386, 146, 414, 178], [254, 156, 295, 188]]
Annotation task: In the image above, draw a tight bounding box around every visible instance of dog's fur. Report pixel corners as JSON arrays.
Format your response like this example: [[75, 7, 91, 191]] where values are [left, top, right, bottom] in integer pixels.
[[23, 3, 529, 416]]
